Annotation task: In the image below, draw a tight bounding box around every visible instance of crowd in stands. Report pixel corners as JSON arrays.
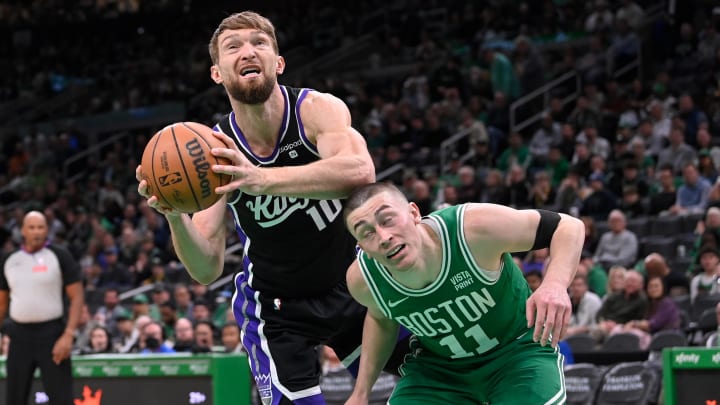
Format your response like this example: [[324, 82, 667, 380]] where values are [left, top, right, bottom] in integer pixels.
[[2, 1, 720, 403]]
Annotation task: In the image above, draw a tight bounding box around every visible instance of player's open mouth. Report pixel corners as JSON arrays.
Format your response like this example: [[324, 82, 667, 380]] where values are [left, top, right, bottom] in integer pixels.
[[240, 67, 261, 77], [387, 244, 405, 259]]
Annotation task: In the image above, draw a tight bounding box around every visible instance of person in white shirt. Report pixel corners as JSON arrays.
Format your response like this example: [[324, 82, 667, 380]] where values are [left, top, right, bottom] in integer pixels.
[[566, 273, 603, 337]]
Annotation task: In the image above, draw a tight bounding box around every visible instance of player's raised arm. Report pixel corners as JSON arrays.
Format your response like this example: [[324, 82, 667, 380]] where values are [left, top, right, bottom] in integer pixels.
[[345, 261, 400, 405], [462, 204, 584, 347], [136, 166, 227, 284], [212, 91, 375, 200]]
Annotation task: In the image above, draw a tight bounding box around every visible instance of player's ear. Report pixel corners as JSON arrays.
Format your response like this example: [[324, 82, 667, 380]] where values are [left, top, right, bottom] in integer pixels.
[[276, 56, 285, 75], [409, 202, 421, 223], [210, 65, 223, 84]]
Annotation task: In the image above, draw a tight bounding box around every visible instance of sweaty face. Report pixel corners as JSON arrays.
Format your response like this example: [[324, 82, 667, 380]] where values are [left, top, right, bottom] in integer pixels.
[[214, 28, 283, 104], [347, 192, 421, 271]]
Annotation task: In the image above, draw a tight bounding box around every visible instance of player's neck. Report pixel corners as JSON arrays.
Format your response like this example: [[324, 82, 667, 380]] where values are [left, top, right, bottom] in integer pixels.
[[230, 85, 285, 144]]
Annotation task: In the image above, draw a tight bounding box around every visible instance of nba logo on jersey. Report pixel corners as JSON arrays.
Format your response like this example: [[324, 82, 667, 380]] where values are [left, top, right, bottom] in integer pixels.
[[288, 150, 298, 159], [273, 298, 282, 310]]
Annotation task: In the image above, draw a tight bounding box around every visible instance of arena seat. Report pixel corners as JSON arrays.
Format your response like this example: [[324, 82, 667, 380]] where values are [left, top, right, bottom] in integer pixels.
[[565, 333, 598, 353], [602, 333, 641, 352], [594, 361, 661, 405], [563, 363, 606, 405]]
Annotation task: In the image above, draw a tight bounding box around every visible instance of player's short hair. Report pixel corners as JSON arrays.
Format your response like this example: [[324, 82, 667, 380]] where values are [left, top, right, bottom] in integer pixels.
[[208, 11, 279, 65], [343, 182, 408, 223]]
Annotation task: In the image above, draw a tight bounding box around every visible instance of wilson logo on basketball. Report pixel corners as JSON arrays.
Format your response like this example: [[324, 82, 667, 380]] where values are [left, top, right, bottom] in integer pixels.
[[158, 172, 183, 186], [185, 139, 212, 198]]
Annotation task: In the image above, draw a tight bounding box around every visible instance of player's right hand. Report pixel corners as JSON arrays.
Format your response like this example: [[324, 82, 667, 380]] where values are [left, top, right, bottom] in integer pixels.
[[135, 165, 182, 217]]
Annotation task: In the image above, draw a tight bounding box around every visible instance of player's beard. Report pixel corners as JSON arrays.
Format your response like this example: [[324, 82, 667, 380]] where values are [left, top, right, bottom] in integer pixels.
[[225, 73, 276, 105]]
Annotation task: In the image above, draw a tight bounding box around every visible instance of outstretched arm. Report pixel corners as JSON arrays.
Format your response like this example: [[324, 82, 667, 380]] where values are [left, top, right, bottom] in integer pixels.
[[463, 204, 584, 347], [345, 261, 400, 405], [212, 92, 375, 199], [137, 167, 228, 284]]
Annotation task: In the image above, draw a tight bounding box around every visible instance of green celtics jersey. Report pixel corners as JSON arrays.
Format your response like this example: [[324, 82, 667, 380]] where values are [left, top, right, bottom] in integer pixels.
[[357, 204, 532, 360]]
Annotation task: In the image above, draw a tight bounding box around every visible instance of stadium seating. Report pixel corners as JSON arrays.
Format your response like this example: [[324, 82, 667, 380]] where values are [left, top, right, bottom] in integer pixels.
[[602, 333, 641, 352], [594, 361, 661, 405], [564, 363, 606, 405]]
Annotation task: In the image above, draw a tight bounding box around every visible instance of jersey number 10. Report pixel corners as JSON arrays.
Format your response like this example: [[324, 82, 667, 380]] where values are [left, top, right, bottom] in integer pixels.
[[306, 199, 343, 231]]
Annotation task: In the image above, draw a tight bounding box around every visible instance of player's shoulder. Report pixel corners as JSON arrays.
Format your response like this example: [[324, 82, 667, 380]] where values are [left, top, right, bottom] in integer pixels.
[[299, 90, 348, 113]]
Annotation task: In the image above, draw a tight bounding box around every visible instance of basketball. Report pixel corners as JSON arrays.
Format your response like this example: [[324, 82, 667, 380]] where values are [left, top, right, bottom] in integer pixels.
[[141, 122, 231, 213]]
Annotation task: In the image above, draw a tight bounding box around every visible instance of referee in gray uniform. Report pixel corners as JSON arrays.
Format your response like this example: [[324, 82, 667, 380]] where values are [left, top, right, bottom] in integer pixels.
[[0, 211, 84, 405]]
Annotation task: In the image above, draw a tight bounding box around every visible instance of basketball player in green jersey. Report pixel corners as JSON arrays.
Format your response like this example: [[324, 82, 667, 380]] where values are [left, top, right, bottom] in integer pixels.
[[342, 183, 584, 405]]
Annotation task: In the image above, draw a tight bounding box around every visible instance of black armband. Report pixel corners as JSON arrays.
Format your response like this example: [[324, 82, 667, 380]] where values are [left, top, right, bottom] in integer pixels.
[[531, 210, 561, 250]]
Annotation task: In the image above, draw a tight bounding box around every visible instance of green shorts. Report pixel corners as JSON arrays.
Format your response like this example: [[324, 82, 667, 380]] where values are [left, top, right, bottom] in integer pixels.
[[390, 331, 565, 405]]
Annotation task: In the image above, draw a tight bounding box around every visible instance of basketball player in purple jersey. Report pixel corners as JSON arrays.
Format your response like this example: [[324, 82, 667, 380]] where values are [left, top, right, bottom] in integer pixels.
[[137, 11, 410, 405]]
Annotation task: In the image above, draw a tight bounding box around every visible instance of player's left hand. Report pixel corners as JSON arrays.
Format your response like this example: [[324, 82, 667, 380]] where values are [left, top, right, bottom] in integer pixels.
[[52, 333, 74, 364], [208, 131, 267, 195], [525, 280, 571, 348]]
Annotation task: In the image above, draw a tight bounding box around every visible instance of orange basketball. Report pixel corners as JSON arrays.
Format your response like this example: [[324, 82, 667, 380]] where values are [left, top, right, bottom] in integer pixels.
[[141, 122, 231, 213]]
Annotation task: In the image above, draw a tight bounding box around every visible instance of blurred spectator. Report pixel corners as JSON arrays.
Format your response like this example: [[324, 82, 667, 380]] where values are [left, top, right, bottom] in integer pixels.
[[456, 165, 481, 203], [698, 151, 718, 184], [657, 127, 696, 173], [528, 170, 556, 209], [485, 92, 511, 154], [670, 162, 712, 215], [97, 246, 132, 289], [615, 0, 644, 30], [172, 317, 195, 352], [193, 320, 215, 353], [131, 294, 151, 319], [522, 248, 549, 275], [221, 323, 243, 354], [577, 124, 610, 160], [696, 128, 720, 170], [585, 0, 614, 34], [497, 132, 530, 173], [173, 283, 194, 322], [79, 325, 115, 355], [479, 169, 508, 205], [113, 309, 137, 353], [528, 113, 561, 168], [592, 270, 647, 342], [410, 180, 434, 214], [568, 96, 602, 133], [566, 273, 603, 337], [158, 301, 178, 340], [579, 172, 618, 221], [593, 210, 638, 269], [191, 299, 212, 323], [606, 266, 628, 300], [481, 47, 520, 100], [512, 35, 546, 95], [139, 321, 175, 354], [610, 19, 640, 78], [581, 217, 599, 254], [578, 254, 609, 299], [506, 164, 531, 208], [621, 275, 681, 350], [690, 245, 720, 303], [648, 164, 678, 215], [576, 36, 609, 86], [95, 288, 125, 335], [677, 94, 708, 148], [545, 144, 570, 188], [524, 269, 543, 292], [608, 160, 649, 200]]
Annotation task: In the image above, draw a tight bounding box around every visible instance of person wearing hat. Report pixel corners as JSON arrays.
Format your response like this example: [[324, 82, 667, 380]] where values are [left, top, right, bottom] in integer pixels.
[[579, 171, 618, 221], [113, 308, 138, 353], [131, 294, 151, 320], [690, 245, 720, 303]]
